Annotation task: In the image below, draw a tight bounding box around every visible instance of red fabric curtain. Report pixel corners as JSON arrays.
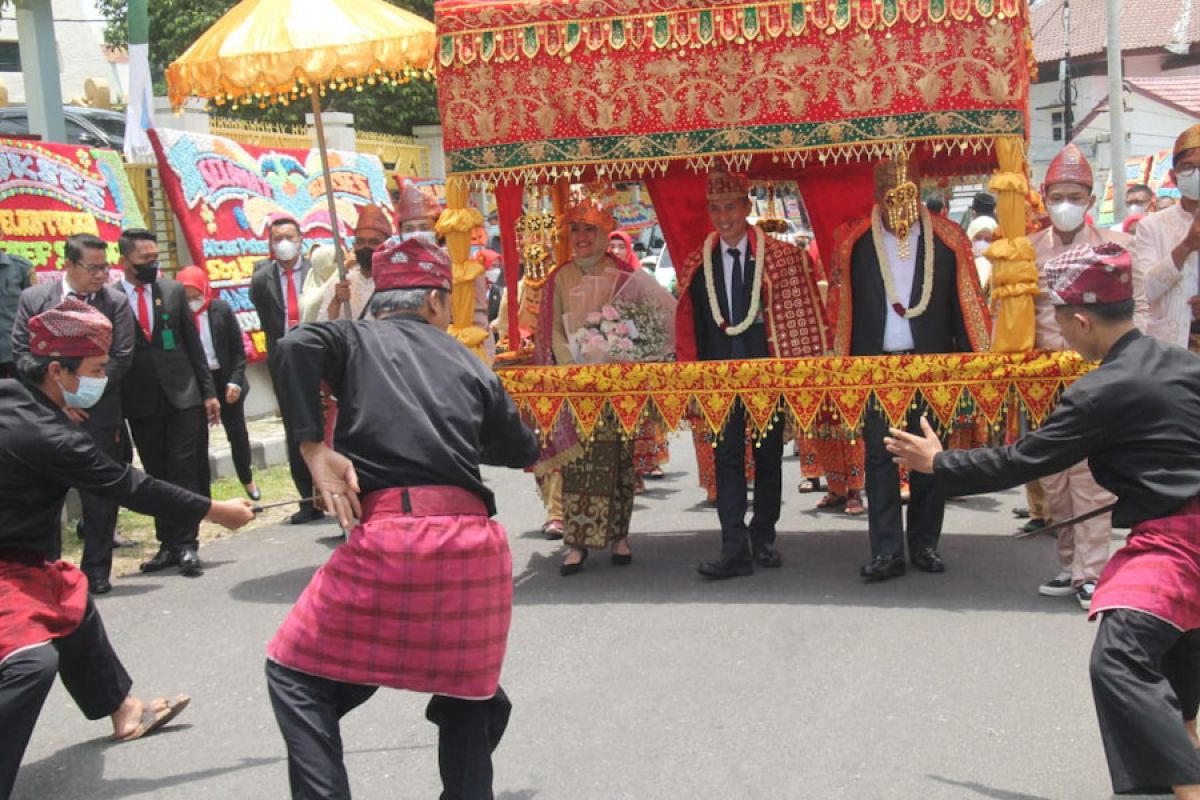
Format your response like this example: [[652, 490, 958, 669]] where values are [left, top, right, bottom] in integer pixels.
[[494, 182, 525, 347], [793, 161, 877, 272], [644, 173, 712, 279]]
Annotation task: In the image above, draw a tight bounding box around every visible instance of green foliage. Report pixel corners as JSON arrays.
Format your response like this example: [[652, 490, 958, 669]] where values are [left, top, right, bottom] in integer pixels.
[[94, 0, 439, 135]]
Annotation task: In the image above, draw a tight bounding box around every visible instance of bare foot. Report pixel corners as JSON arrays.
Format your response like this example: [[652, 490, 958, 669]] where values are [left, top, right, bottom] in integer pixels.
[[110, 695, 145, 739]]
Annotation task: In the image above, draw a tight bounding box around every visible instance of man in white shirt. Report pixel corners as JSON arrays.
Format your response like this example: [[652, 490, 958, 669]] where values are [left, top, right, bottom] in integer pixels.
[[1030, 144, 1133, 610], [826, 157, 990, 581], [1134, 124, 1200, 353]]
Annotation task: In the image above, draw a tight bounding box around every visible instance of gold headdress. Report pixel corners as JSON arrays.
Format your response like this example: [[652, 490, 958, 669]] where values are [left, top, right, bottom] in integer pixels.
[[875, 155, 920, 257]]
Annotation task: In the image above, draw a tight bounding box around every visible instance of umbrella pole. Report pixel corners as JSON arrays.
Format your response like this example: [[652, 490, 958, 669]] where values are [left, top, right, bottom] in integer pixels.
[[311, 91, 347, 280]]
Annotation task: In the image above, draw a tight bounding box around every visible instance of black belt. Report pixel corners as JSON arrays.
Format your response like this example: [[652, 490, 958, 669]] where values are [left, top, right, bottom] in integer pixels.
[[884, 349, 916, 355]]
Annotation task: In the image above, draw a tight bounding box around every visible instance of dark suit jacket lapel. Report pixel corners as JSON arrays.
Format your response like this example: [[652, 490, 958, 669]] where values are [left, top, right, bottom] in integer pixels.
[[908, 233, 928, 310], [266, 263, 284, 318]]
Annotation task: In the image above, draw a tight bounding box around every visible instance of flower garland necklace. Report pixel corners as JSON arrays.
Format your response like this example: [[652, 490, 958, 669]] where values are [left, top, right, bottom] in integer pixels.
[[701, 224, 766, 335], [871, 205, 935, 320]]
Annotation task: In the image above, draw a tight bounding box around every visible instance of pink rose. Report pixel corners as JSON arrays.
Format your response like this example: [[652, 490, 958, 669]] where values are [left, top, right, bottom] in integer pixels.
[[601, 305, 621, 321]]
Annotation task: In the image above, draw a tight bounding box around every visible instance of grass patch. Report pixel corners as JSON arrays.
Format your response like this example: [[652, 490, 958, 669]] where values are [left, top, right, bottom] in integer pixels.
[[60, 464, 310, 576]]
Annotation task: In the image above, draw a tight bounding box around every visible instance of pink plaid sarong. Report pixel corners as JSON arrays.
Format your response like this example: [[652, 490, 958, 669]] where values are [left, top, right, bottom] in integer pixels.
[[1090, 497, 1200, 631], [268, 486, 512, 699]]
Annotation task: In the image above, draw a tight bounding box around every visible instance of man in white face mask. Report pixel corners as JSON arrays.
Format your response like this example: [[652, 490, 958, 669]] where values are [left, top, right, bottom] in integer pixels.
[[1133, 124, 1200, 355], [249, 217, 321, 525], [1028, 143, 1141, 611]]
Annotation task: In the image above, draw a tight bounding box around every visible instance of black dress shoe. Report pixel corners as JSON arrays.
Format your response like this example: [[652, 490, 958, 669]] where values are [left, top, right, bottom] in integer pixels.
[[289, 505, 325, 525], [140, 548, 179, 573], [89, 578, 112, 595], [753, 542, 783, 568], [697, 553, 754, 579], [178, 549, 202, 577], [611, 552, 633, 566], [559, 548, 589, 576], [860, 554, 906, 582], [911, 547, 946, 573]]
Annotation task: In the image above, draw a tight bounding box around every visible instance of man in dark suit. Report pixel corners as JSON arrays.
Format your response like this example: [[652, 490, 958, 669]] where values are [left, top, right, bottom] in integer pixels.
[[249, 217, 320, 524], [827, 158, 991, 581], [116, 229, 219, 576], [0, 248, 34, 378], [673, 172, 829, 579], [11, 234, 136, 593]]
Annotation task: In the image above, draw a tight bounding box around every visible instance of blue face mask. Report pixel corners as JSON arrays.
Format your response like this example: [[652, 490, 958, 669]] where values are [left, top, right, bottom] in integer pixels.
[[60, 374, 108, 409]]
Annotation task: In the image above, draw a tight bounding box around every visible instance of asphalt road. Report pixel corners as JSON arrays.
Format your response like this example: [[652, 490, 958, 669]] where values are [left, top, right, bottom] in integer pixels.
[[14, 437, 1142, 799]]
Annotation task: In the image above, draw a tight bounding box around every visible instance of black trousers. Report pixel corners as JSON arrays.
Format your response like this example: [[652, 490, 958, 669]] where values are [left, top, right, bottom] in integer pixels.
[[128, 395, 209, 551], [0, 599, 131, 800], [78, 425, 121, 585], [282, 423, 314, 514], [265, 660, 511, 800], [213, 372, 254, 486], [862, 402, 945, 559], [714, 402, 784, 556], [1091, 609, 1200, 795]]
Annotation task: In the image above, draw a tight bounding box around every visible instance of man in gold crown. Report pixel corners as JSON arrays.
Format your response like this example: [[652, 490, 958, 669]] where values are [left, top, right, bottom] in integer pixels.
[[533, 192, 639, 575], [1028, 143, 1139, 609], [675, 171, 828, 579], [827, 156, 990, 582]]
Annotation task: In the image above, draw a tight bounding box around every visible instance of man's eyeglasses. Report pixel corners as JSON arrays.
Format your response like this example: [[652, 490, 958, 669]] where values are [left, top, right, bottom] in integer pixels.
[[70, 262, 110, 276]]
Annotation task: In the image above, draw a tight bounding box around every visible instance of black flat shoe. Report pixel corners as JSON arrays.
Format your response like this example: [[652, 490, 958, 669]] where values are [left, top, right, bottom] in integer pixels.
[[697, 553, 754, 579], [245, 486, 262, 502], [178, 550, 202, 577], [753, 542, 783, 568], [611, 552, 633, 566], [289, 505, 325, 525], [560, 548, 589, 576], [860, 554, 906, 582], [89, 578, 112, 595], [140, 548, 179, 573], [911, 547, 946, 573]]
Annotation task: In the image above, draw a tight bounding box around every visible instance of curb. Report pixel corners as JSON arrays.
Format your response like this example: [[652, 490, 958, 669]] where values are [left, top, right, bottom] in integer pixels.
[[208, 435, 290, 480]]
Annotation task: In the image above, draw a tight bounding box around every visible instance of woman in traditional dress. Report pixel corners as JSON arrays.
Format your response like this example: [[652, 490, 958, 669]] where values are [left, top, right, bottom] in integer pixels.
[[534, 197, 637, 575]]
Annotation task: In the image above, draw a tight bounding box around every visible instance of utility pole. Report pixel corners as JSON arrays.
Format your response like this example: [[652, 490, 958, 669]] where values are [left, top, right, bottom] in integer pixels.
[[1062, 0, 1074, 142], [1107, 0, 1127, 222]]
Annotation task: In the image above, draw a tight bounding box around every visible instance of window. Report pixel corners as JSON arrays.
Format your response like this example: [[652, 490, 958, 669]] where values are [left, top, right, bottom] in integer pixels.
[[0, 42, 20, 73], [0, 112, 27, 136], [1051, 110, 1065, 142]]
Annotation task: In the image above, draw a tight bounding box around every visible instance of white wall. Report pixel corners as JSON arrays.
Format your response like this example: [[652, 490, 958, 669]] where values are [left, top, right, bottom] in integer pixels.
[[0, 0, 123, 106]]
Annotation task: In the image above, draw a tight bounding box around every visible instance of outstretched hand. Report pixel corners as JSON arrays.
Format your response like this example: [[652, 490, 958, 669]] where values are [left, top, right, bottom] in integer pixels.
[[883, 416, 942, 475], [299, 442, 362, 529]]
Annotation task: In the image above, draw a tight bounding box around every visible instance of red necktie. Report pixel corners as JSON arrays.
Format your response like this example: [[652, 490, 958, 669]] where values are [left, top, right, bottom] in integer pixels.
[[285, 269, 299, 329], [136, 286, 152, 339]]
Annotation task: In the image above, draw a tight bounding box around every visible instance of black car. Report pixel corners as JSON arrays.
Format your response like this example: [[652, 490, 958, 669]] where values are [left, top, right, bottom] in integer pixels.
[[0, 105, 126, 151]]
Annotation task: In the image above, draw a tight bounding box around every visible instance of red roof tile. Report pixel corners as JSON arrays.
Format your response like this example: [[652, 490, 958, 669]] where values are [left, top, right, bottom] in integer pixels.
[[1126, 76, 1200, 116], [1031, 0, 1200, 63]]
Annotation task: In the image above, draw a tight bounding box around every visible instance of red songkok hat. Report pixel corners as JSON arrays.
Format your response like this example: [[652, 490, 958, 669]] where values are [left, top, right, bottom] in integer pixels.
[[372, 237, 453, 292], [29, 297, 112, 358], [355, 204, 393, 239], [1043, 144, 1094, 190], [1043, 242, 1133, 306], [707, 171, 751, 201], [393, 177, 442, 224]]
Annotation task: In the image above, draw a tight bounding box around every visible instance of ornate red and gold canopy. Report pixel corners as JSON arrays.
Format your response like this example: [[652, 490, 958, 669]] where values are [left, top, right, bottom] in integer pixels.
[[436, 0, 1032, 184]]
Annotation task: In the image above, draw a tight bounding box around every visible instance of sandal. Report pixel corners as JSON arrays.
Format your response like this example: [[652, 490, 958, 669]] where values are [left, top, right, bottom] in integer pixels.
[[542, 519, 564, 540], [844, 493, 866, 516], [115, 695, 190, 742], [815, 493, 847, 511], [646, 467, 666, 480]]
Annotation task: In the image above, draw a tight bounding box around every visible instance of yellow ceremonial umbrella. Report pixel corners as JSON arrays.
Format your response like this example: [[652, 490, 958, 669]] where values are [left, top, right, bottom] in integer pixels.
[[165, 0, 436, 278]]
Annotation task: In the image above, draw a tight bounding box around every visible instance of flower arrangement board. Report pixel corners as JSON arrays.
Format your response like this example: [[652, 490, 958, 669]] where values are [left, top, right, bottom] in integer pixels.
[[0, 138, 145, 278], [149, 127, 391, 361]]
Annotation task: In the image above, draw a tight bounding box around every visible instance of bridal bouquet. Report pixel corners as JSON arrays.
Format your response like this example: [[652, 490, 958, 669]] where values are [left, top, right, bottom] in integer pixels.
[[565, 268, 676, 364]]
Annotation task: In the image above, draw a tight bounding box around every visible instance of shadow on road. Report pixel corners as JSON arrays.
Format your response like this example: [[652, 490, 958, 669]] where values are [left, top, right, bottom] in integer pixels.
[[509, 528, 1082, 615], [927, 774, 1055, 800], [13, 731, 278, 800]]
